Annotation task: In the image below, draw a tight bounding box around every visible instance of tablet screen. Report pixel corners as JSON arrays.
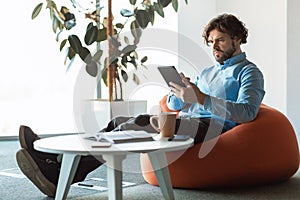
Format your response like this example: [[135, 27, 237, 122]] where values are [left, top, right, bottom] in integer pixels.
[[157, 66, 186, 87]]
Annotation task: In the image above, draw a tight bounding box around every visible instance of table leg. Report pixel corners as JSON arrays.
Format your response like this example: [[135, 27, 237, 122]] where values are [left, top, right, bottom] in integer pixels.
[[147, 152, 175, 200], [102, 154, 126, 200], [55, 154, 81, 200]]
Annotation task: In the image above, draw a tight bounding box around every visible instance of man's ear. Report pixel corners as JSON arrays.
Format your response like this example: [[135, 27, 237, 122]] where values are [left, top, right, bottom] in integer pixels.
[[235, 37, 242, 44]]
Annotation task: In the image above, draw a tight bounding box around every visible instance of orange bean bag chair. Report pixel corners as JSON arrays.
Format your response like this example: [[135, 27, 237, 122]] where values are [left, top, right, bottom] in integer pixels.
[[140, 95, 300, 188]]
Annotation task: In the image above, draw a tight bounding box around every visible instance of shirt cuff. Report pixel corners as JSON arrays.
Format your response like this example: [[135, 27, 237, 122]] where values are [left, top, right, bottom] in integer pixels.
[[203, 95, 211, 111]]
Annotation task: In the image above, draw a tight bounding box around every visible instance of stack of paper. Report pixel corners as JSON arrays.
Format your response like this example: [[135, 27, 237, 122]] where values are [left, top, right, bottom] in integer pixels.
[[84, 130, 154, 144]]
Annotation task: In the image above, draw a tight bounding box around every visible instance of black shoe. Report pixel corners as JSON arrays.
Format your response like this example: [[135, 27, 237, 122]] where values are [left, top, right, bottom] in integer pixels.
[[19, 125, 40, 152], [19, 125, 58, 161], [17, 125, 103, 193], [16, 149, 57, 197]]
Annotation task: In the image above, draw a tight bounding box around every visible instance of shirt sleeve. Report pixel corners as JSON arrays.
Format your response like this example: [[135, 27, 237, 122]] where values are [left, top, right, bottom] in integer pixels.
[[203, 66, 265, 123], [166, 91, 186, 111]]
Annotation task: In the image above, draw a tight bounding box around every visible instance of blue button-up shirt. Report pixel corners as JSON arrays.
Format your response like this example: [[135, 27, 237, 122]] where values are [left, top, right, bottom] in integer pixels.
[[167, 52, 265, 131]]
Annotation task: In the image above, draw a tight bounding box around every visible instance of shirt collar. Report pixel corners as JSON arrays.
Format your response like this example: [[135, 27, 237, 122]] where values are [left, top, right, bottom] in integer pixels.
[[217, 52, 246, 69]]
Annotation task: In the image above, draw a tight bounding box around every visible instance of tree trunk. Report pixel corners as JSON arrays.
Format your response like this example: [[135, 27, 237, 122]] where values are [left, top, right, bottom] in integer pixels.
[[107, 0, 114, 101]]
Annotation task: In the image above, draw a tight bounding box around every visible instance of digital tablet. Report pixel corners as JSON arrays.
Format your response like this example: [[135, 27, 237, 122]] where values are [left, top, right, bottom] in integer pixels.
[[157, 66, 186, 87]]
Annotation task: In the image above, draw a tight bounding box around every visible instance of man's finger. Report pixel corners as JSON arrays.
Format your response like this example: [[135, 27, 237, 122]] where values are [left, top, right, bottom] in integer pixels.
[[182, 78, 191, 86], [170, 86, 178, 93], [169, 81, 183, 89]]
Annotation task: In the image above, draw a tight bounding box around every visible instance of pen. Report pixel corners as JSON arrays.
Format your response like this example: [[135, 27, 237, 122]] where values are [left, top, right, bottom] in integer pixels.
[[78, 183, 94, 187]]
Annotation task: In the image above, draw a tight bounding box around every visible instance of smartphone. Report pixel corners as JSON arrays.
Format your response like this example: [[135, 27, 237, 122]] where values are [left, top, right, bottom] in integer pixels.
[[168, 135, 190, 141], [158, 66, 186, 87], [91, 142, 112, 148]]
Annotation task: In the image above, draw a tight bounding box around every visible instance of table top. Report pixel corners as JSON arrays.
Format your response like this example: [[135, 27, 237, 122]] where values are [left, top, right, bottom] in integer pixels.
[[34, 133, 194, 155]]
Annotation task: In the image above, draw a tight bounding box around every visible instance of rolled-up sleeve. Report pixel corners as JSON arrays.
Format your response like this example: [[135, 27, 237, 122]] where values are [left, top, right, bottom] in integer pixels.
[[203, 66, 265, 123], [166, 92, 186, 111]]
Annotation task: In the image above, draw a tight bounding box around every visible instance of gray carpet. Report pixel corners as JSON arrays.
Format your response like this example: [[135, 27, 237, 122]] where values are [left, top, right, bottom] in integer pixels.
[[0, 140, 300, 200]]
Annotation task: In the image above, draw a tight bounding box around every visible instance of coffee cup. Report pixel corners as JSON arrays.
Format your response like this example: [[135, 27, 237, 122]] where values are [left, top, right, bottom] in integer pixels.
[[150, 112, 177, 138]]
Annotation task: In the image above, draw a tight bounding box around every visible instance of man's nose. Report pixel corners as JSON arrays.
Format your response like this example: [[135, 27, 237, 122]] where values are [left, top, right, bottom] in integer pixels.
[[212, 42, 219, 50]]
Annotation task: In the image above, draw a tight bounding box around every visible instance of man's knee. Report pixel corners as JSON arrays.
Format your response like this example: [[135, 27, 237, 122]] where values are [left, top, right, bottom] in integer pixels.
[[102, 116, 133, 132], [112, 116, 133, 125]]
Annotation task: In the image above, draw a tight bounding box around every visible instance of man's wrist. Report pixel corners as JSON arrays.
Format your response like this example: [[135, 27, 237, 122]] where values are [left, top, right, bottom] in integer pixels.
[[198, 91, 206, 105]]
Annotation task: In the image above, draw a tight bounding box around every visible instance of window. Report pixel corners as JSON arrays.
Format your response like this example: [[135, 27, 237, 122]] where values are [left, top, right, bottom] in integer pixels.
[[0, 1, 178, 137]]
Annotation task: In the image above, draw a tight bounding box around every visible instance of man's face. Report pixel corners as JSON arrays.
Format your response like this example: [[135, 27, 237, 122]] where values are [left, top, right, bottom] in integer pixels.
[[207, 29, 240, 64]]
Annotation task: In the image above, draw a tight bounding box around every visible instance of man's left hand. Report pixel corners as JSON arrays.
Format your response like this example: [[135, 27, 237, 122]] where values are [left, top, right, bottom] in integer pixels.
[[169, 77, 206, 105]]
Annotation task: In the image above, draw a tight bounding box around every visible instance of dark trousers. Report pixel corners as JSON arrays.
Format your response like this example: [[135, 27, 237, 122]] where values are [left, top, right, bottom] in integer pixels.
[[42, 115, 227, 185], [102, 115, 227, 144]]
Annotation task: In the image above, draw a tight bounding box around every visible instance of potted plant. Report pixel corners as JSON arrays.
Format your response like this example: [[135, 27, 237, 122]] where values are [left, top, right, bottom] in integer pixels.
[[32, 0, 188, 130], [31, 0, 188, 101]]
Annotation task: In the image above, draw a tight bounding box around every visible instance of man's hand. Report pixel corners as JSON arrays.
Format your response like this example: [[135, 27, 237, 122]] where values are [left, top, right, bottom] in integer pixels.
[[169, 73, 206, 105]]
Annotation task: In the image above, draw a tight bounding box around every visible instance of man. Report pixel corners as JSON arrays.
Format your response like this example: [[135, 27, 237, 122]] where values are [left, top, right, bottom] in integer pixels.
[[167, 13, 265, 142], [16, 13, 265, 197]]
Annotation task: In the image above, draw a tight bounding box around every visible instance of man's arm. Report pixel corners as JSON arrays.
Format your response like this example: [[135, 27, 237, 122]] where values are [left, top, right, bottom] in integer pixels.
[[203, 66, 265, 123], [169, 67, 265, 123]]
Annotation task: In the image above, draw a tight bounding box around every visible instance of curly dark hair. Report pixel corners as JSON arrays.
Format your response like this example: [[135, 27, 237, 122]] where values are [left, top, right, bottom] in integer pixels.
[[202, 14, 248, 45]]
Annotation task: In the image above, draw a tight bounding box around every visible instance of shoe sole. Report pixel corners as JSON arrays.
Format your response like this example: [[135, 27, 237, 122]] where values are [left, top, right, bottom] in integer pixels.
[[16, 149, 56, 197], [19, 125, 30, 150]]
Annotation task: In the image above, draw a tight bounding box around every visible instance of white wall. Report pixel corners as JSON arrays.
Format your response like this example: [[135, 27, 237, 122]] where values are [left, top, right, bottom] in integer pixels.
[[178, 0, 216, 76], [179, 0, 287, 111], [178, 0, 300, 142], [287, 0, 300, 142], [216, 0, 287, 112]]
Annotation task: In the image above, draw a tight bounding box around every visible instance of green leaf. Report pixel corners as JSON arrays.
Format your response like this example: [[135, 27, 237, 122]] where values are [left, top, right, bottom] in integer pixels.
[[46, 0, 55, 9], [121, 55, 128, 68], [59, 39, 68, 51], [129, 0, 137, 5], [86, 60, 98, 77], [121, 70, 128, 82], [58, 21, 64, 30], [86, 22, 94, 32], [68, 35, 82, 54], [64, 47, 69, 65], [97, 28, 107, 42], [153, 2, 164, 18], [124, 36, 130, 45], [79, 47, 92, 64], [32, 3, 43, 20], [129, 57, 137, 69], [67, 57, 75, 71], [84, 25, 98, 45], [141, 56, 148, 63], [120, 9, 134, 17], [115, 23, 124, 29], [148, 5, 155, 25], [101, 65, 108, 86], [132, 51, 138, 59], [52, 16, 58, 33], [136, 9, 150, 29], [158, 0, 172, 7], [172, 0, 178, 12], [130, 21, 142, 41], [49, 6, 54, 20], [67, 47, 76, 60], [121, 45, 137, 55], [133, 73, 140, 85], [93, 50, 103, 62]]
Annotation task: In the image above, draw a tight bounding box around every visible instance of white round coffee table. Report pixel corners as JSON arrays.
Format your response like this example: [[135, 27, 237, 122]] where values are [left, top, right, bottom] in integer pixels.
[[34, 133, 193, 200]]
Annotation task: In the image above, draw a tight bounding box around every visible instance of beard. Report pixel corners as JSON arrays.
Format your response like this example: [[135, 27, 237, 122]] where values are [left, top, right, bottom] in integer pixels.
[[214, 41, 236, 64]]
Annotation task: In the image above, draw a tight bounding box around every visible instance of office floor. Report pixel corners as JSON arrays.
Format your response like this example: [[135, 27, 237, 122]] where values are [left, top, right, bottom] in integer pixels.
[[1, 139, 300, 200]]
